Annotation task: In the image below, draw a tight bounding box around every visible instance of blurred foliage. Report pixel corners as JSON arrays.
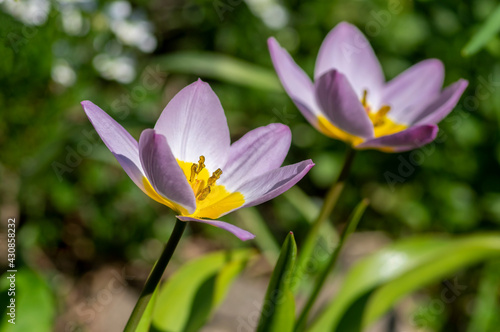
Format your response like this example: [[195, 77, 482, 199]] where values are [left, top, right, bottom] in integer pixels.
[[1, 0, 500, 331]]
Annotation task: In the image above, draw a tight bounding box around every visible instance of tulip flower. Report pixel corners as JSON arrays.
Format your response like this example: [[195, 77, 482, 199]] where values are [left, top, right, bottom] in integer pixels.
[[81, 79, 313, 241], [268, 22, 468, 152]]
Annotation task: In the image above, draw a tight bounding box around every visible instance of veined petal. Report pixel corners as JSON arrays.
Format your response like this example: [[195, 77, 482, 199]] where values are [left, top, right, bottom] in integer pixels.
[[383, 59, 444, 123], [154, 79, 230, 171], [81, 101, 146, 192], [177, 216, 255, 241], [236, 159, 314, 209], [221, 123, 291, 191], [139, 129, 196, 214], [413, 79, 468, 125], [315, 70, 374, 138], [314, 22, 385, 105], [268, 37, 322, 117], [356, 124, 438, 152]]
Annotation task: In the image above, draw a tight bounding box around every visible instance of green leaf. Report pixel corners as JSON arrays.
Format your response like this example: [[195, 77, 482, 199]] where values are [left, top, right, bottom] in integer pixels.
[[152, 248, 254, 332], [462, 4, 500, 56], [0, 268, 55, 332], [466, 259, 500, 332], [257, 232, 297, 332], [308, 233, 500, 332], [155, 51, 282, 92]]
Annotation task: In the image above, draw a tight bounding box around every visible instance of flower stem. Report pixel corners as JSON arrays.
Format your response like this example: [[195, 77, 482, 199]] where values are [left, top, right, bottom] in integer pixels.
[[294, 199, 368, 332], [292, 146, 356, 292], [124, 219, 187, 332]]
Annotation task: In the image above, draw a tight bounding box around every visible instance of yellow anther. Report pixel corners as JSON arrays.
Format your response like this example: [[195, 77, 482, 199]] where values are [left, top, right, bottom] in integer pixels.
[[190, 163, 197, 182], [197, 186, 211, 201], [361, 90, 368, 107], [196, 156, 205, 173], [372, 105, 392, 127], [377, 105, 391, 117], [207, 168, 222, 186]]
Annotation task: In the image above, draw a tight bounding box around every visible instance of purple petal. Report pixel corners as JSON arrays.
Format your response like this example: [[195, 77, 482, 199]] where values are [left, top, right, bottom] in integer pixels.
[[139, 129, 196, 213], [81, 101, 146, 192], [412, 79, 469, 125], [315, 70, 374, 138], [236, 159, 314, 209], [154, 79, 230, 172], [383, 59, 444, 123], [221, 123, 291, 191], [356, 125, 438, 152], [314, 22, 385, 106], [267, 38, 322, 119], [177, 216, 255, 241]]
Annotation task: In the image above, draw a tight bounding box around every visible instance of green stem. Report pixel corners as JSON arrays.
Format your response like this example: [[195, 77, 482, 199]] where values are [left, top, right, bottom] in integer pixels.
[[124, 219, 187, 332], [292, 146, 356, 291], [294, 199, 369, 331]]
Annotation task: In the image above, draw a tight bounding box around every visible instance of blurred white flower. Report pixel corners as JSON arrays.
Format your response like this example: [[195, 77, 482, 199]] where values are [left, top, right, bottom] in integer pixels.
[[93, 53, 135, 83], [52, 59, 77, 86], [1, 0, 51, 26]]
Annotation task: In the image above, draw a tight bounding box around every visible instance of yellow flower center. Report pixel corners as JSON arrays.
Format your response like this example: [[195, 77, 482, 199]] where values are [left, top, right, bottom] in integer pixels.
[[142, 155, 245, 219], [316, 89, 407, 147]]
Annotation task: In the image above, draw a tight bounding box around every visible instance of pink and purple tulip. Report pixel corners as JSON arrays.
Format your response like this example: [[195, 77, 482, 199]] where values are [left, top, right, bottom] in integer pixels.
[[268, 22, 468, 152], [81, 79, 314, 241]]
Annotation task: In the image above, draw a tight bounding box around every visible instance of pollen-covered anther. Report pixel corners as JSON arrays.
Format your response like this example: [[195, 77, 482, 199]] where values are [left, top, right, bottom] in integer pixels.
[[208, 168, 222, 186], [190, 163, 197, 182], [190, 155, 206, 182], [373, 105, 391, 126], [197, 186, 211, 201], [196, 156, 206, 173]]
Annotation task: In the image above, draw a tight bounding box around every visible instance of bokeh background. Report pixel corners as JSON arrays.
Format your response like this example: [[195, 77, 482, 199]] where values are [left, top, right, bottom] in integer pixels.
[[1, 0, 500, 331]]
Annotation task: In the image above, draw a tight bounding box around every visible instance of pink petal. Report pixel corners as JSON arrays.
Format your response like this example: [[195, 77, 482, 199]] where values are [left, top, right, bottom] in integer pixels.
[[177, 216, 255, 241], [237, 159, 314, 209], [221, 123, 291, 192], [356, 124, 438, 152], [315, 70, 374, 138], [154, 79, 230, 172], [383, 59, 444, 123], [267, 37, 326, 132], [139, 129, 196, 213], [413, 79, 469, 125], [81, 101, 146, 192], [314, 22, 385, 106]]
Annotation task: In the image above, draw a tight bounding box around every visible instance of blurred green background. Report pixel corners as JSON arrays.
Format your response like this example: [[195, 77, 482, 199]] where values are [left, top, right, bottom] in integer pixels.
[[1, 0, 500, 331]]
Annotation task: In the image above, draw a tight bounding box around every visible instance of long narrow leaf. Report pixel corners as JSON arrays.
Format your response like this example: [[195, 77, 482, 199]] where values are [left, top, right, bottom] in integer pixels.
[[308, 233, 500, 332], [155, 51, 282, 91], [462, 4, 500, 56], [256, 232, 297, 332], [152, 249, 254, 332]]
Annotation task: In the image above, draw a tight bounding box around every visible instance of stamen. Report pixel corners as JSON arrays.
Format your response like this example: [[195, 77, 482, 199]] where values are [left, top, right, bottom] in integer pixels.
[[377, 105, 391, 117], [207, 168, 222, 186], [196, 156, 205, 173], [190, 163, 197, 182], [361, 90, 368, 107], [197, 186, 211, 200]]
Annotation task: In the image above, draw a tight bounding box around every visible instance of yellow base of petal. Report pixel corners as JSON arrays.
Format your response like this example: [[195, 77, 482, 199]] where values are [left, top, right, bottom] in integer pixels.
[[316, 113, 407, 150], [142, 161, 245, 220]]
